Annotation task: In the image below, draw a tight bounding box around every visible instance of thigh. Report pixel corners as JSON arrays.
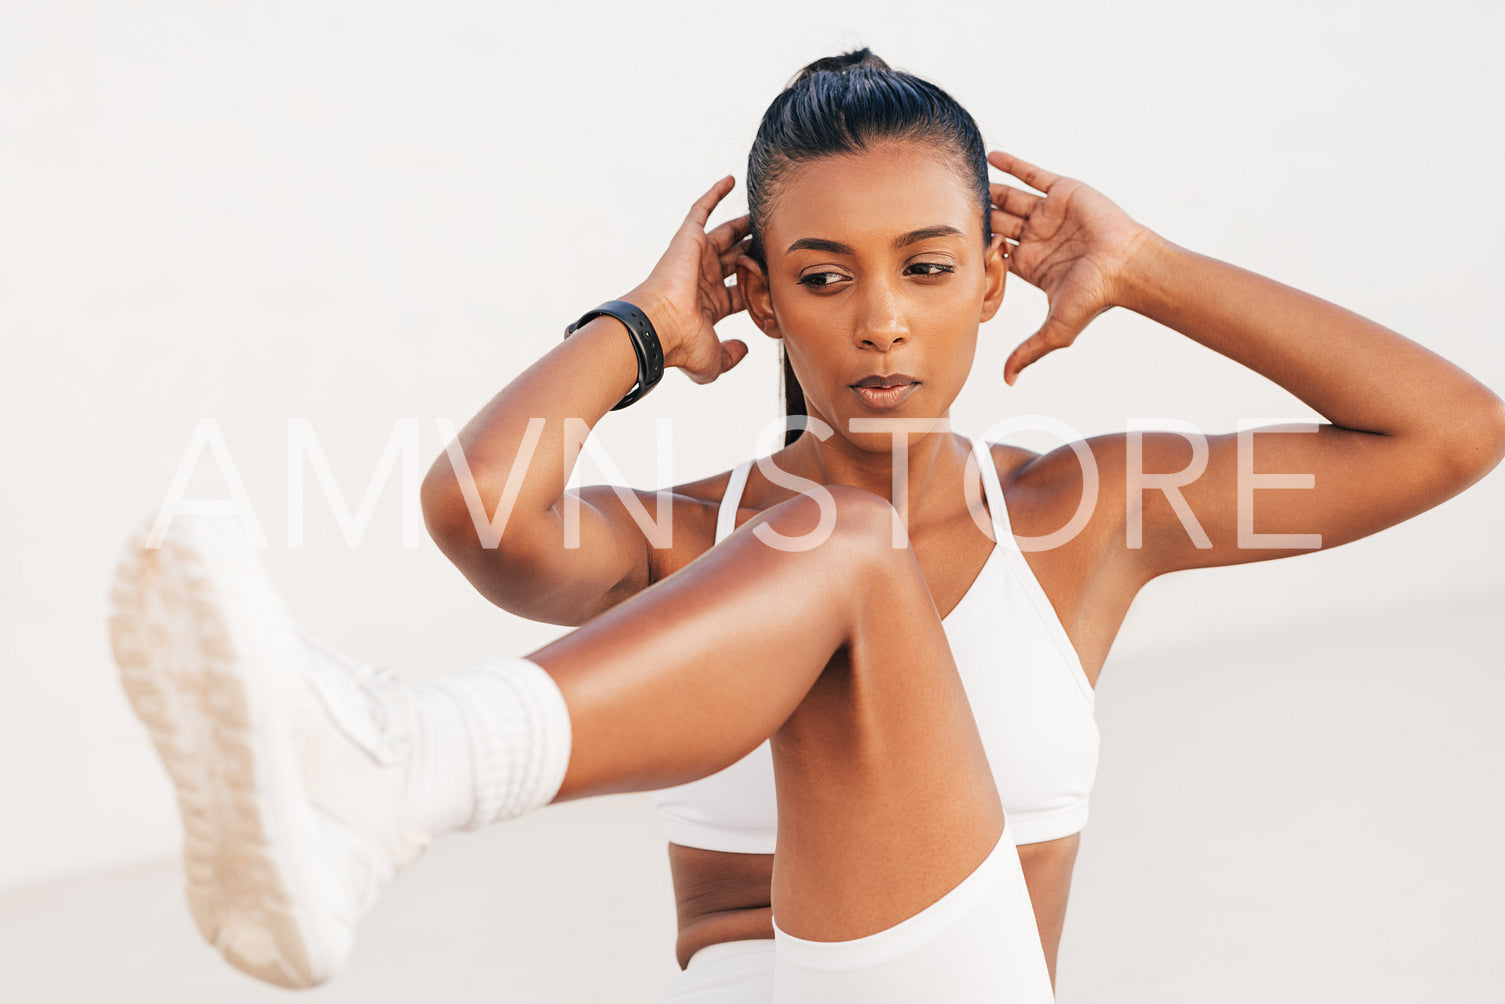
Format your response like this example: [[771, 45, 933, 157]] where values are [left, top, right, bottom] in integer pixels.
[[771, 825, 1054, 1004], [768, 567, 1005, 942]]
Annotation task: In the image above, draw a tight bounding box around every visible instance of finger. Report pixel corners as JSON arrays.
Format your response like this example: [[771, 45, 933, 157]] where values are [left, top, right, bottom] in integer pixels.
[[708, 213, 752, 254], [688, 337, 749, 385], [990, 207, 1027, 242], [725, 279, 747, 316], [686, 176, 736, 229], [989, 182, 1041, 218], [1003, 314, 1079, 386], [720, 338, 749, 373], [988, 150, 1060, 193], [719, 235, 753, 276]]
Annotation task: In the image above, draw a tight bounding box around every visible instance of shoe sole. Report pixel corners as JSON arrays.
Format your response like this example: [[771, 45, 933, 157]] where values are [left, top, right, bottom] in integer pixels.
[[108, 517, 348, 989]]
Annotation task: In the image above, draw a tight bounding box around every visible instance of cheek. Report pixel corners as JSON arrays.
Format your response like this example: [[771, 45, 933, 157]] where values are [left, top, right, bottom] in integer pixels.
[[772, 287, 829, 332], [946, 329, 981, 384], [930, 294, 985, 389], [769, 298, 841, 389], [779, 335, 824, 397]]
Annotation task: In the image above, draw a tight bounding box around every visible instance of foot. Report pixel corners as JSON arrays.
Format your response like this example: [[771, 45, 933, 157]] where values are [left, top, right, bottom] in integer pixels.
[[108, 515, 431, 989]]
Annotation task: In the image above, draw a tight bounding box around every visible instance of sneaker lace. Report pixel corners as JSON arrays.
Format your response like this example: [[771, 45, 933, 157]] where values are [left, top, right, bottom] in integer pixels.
[[293, 624, 410, 765]]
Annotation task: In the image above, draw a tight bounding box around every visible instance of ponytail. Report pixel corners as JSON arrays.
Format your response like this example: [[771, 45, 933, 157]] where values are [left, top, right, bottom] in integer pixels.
[[779, 346, 808, 448]]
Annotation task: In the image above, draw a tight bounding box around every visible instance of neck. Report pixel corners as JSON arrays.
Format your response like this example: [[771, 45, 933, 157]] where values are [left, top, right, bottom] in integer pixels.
[[776, 416, 976, 537]]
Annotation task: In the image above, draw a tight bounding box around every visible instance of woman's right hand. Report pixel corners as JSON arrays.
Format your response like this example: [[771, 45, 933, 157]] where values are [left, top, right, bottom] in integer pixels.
[[622, 176, 752, 385]]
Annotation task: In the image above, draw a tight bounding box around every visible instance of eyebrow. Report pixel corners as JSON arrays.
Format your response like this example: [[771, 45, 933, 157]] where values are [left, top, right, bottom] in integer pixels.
[[786, 225, 964, 255]]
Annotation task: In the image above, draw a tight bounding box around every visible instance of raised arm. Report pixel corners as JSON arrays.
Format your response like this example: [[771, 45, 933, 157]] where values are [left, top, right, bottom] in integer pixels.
[[986, 150, 1505, 581], [420, 178, 751, 624]]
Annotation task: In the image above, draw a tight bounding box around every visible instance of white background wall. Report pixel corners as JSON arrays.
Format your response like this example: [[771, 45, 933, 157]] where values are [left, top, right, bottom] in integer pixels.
[[3, 0, 1502, 999]]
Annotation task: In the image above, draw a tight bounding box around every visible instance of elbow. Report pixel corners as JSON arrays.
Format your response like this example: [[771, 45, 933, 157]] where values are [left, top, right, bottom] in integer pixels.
[[419, 467, 465, 549], [419, 451, 496, 550], [418, 480, 553, 615], [418, 468, 548, 575], [420, 464, 501, 556], [1438, 387, 1505, 488], [1481, 390, 1505, 473]]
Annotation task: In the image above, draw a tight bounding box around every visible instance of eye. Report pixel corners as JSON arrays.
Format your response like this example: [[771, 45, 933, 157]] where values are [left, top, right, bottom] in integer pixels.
[[798, 271, 849, 289], [907, 262, 956, 277]]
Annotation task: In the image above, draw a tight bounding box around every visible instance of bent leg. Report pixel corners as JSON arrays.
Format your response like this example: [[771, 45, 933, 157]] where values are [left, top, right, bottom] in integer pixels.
[[528, 485, 1052, 999], [111, 486, 1040, 992], [525, 485, 1002, 942]]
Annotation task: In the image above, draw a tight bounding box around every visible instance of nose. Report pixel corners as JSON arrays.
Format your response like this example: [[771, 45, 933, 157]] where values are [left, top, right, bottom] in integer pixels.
[[853, 281, 908, 352]]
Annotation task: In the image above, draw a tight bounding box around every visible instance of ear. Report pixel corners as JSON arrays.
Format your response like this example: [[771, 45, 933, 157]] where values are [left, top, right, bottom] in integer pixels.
[[979, 233, 1009, 323], [736, 254, 782, 340]]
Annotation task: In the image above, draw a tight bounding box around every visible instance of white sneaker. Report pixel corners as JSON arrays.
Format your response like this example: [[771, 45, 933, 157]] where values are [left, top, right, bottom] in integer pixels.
[[108, 515, 431, 989]]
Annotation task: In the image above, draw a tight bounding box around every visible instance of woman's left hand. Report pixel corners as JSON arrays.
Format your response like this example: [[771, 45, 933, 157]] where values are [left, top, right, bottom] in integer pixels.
[[988, 150, 1155, 385]]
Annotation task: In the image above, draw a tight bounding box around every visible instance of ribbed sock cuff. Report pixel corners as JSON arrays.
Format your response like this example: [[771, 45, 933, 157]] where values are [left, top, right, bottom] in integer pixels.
[[438, 656, 573, 831]]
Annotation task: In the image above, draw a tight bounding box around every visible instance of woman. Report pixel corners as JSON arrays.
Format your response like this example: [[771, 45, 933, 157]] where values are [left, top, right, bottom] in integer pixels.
[[110, 50, 1504, 1000]]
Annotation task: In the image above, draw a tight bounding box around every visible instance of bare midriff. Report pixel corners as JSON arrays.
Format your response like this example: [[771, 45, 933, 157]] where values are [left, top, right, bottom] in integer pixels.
[[668, 830, 1081, 984]]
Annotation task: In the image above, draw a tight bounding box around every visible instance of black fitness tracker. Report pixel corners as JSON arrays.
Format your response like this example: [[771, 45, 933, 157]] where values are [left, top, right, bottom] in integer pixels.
[[563, 299, 666, 410]]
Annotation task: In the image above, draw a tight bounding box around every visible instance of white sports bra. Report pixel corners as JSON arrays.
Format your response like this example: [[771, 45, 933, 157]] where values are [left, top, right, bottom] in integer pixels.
[[653, 437, 1100, 850]]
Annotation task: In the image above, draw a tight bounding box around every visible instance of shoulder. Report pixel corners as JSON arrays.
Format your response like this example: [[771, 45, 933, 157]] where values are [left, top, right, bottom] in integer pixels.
[[979, 439, 1040, 487], [670, 466, 745, 508], [990, 432, 1135, 498], [982, 433, 1133, 546]]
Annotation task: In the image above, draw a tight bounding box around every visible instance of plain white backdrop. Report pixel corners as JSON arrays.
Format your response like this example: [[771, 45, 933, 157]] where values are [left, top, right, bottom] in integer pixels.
[[2, 0, 1502, 1000]]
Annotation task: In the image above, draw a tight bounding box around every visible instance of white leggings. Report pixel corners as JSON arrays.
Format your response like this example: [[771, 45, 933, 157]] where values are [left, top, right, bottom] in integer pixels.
[[653, 824, 1055, 1003]]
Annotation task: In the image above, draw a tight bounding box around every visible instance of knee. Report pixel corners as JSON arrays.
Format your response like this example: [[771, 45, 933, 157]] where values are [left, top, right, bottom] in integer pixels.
[[756, 483, 909, 569], [825, 484, 906, 554], [752, 486, 929, 645]]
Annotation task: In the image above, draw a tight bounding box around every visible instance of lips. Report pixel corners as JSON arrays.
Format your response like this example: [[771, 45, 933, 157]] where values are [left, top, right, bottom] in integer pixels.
[[851, 373, 919, 388], [850, 373, 920, 410]]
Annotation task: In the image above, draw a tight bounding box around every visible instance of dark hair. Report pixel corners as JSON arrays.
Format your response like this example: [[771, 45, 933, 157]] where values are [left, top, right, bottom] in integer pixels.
[[746, 49, 993, 446]]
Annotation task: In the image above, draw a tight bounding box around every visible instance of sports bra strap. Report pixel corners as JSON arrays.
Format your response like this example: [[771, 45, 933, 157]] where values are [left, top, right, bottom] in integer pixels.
[[967, 437, 1015, 544], [715, 459, 755, 544]]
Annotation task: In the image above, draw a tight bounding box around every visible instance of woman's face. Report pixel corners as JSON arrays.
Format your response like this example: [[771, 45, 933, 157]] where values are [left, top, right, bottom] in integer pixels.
[[740, 139, 1008, 453]]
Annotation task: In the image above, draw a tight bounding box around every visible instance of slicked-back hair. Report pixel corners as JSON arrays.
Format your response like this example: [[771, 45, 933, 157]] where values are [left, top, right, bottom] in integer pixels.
[[745, 50, 992, 446]]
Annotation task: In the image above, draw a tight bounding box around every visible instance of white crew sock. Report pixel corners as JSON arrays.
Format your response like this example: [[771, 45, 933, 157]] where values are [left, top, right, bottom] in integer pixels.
[[398, 656, 573, 838]]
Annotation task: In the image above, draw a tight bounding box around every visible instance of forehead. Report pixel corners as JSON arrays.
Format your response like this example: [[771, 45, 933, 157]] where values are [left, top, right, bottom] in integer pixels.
[[764, 141, 979, 251]]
